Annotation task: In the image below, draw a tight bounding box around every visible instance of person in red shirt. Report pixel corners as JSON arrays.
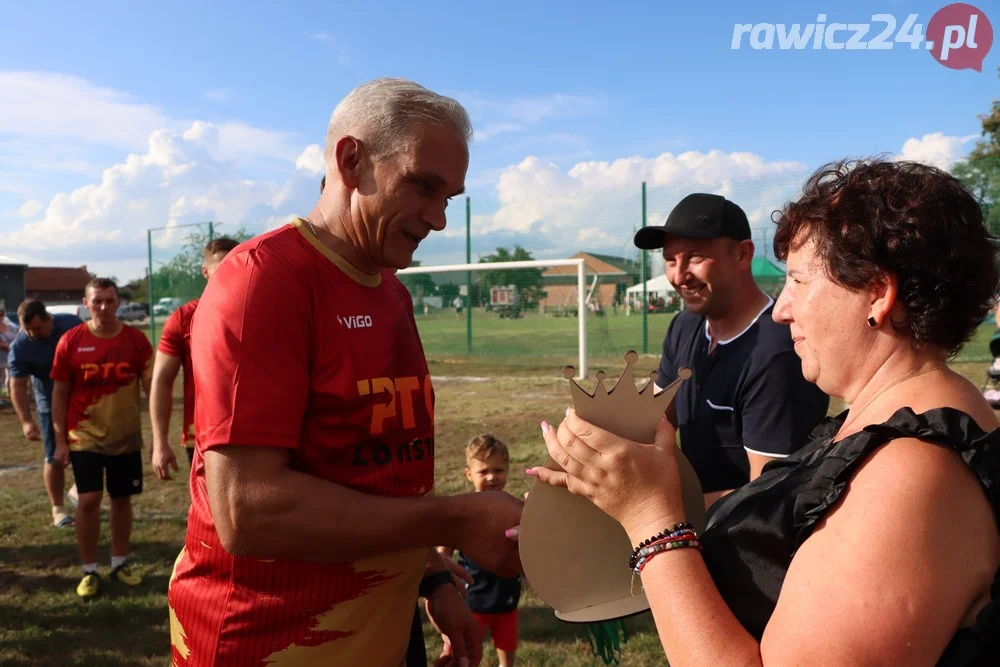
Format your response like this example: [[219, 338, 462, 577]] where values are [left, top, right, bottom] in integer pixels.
[[150, 237, 240, 479], [167, 78, 523, 667], [51, 278, 153, 599]]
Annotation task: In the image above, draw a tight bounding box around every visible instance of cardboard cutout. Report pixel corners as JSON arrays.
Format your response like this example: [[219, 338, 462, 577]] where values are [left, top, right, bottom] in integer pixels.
[[519, 351, 703, 624]]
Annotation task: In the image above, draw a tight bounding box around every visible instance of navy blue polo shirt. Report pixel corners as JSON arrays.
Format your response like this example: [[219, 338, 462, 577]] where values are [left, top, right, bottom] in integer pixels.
[[7, 313, 83, 413], [458, 552, 521, 614], [658, 299, 830, 493]]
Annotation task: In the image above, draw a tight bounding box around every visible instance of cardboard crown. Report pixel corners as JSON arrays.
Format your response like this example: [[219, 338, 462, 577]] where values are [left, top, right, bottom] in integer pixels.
[[519, 351, 704, 623]]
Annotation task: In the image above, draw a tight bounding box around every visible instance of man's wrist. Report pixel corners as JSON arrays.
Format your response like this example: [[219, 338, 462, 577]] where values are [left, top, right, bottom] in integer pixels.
[[433, 494, 471, 550], [419, 569, 455, 599]]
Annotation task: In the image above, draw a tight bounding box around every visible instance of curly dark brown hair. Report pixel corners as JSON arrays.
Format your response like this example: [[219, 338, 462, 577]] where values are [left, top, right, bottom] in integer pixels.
[[773, 158, 999, 357]]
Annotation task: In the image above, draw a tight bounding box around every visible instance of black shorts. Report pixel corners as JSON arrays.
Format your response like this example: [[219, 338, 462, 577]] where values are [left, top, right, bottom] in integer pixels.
[[185, 447, 194, 465], [69, 450, 143, 498]]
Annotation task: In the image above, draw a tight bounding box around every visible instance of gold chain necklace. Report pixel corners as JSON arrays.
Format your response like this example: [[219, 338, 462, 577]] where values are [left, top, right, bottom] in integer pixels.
[[839, 366, 944, 435]]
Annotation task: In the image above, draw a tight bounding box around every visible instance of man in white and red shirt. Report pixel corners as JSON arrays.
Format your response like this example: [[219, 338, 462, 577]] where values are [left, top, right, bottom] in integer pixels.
[[149, 237, 239, 479], [167, 78, 523, 667]]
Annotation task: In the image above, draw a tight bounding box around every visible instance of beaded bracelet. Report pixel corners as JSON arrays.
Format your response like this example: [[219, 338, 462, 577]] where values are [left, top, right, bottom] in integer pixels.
[[628, 522, 696, 570], [635, 539, 702, 572], [628, 523, 701, 596]]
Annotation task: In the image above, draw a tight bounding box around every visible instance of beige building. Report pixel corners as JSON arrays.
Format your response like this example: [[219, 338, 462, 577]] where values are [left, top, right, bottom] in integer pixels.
[[541, 252, 641, 311]]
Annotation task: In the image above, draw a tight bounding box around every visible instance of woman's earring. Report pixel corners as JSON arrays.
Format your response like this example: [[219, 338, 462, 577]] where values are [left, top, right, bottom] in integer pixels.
[[867, 316, 878, 328]]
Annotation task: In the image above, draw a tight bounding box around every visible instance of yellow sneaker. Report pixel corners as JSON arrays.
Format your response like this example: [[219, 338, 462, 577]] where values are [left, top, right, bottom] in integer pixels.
[[76, 572, 99, 598], [111, 561, 141, 587]]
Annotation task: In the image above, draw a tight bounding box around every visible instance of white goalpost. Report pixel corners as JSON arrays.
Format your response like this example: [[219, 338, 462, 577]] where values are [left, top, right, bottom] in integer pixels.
[[396, 258, 589, 378]]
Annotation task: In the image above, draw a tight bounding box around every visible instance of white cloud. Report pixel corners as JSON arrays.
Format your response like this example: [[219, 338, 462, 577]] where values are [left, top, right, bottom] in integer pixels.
[[17, 200, 42, 217], [505, 94, 605, 123], [480, 151, 806, 237], [295, 144, 325, 174], [305, 31, 334, 42], [413, 150, 809, 265], [0, 121, 325, 279], [474, 122, 522, 141], [896, 132, 977, 170], [0, 72, 300, 165], [180, 120, 300, 162], [460, 91, 607, 124], [457, 91, 607, 146], [0, 71, 168, 150]]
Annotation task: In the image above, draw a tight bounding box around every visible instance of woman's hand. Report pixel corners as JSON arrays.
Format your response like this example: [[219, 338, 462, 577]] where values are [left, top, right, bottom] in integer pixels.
[[527, 408, 686, 545]]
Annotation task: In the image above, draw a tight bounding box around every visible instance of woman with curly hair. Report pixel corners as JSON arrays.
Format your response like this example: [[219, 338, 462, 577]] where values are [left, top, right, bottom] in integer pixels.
[[529, 159, 1000, 665]]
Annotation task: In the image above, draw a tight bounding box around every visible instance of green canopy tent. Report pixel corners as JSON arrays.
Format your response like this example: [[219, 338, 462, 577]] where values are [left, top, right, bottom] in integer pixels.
[[751, 256, 786, 297]]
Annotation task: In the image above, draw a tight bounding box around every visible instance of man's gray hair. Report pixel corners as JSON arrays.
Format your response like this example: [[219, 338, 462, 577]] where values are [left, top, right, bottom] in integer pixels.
[[324, 78, 473, 167]]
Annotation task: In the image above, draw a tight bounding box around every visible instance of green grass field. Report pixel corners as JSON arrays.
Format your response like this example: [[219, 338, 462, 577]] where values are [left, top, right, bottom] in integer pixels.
[[1, 313, 997, 665], [412, 309, 997, 368]]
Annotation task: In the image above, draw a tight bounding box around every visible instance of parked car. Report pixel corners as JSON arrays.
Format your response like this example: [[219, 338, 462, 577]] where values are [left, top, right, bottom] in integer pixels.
[[152, 297, 183, 317], [117, 302, 148, 322], [47, 303, 91, 322]]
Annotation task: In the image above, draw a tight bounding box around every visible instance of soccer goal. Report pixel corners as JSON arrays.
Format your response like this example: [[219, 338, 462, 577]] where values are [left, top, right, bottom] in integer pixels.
[[396, 258, 589, 378]]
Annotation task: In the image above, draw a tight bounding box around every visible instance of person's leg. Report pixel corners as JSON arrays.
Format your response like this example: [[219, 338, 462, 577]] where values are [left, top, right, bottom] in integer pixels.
[[38, 413, 70, 525], [404, 605, 427, 666], [69, 451, 104, 598], [107, 450, 143, 586], [491, 610, 518, 667]]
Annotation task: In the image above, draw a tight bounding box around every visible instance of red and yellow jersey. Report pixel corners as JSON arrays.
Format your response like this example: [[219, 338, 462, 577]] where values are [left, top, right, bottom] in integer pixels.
[[168, 219, 435, 667], [50, 323, 152, 455], [157, 299, 198, 448]]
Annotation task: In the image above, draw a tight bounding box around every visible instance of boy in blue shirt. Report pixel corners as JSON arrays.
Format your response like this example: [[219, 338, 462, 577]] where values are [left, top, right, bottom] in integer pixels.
[[440, 434, 522, 667]]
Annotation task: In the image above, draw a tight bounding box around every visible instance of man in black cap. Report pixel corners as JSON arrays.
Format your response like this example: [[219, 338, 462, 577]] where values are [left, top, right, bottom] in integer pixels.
[[634, 193, 829, 509]]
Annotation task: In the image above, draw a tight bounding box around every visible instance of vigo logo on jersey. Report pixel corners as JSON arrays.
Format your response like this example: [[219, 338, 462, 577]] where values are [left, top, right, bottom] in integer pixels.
[[336, 314, 373, 329], [80, 361, 133, 382]]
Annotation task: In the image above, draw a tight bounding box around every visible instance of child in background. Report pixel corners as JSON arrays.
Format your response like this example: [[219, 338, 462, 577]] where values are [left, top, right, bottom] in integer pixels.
[[440, 433, 521, 667]]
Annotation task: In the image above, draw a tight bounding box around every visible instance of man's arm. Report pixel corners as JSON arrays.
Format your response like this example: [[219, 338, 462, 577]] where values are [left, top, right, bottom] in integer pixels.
[[149, 352, 180, 446], [150, 352, 181, 480], [205, 445, 522, 574], [11, 376, 33, 425], [51, 380, 71, 465]]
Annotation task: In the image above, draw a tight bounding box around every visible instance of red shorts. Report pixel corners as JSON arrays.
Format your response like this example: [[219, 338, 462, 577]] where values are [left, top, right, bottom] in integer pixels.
[[473, 609, 518, 652]]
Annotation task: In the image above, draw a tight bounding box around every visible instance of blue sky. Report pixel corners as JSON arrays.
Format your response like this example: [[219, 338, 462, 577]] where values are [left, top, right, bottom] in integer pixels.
[[0, 0, 996, 281]]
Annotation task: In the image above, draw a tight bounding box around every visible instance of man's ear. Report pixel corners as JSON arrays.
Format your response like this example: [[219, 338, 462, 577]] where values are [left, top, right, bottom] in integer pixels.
[[736, 239, 755, 268], [334, 136, 364, 191]]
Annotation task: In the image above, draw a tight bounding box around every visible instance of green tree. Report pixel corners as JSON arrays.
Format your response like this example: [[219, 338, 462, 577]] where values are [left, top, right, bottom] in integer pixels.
[[148, 225, 254, 306], [952, 66, 1000, 235], [478, 245, 546, 307], [397, 260, 437, 303]]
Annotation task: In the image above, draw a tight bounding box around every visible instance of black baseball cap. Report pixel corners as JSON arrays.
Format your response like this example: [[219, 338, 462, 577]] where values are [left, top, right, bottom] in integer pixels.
[[633, 193, 751, 250]]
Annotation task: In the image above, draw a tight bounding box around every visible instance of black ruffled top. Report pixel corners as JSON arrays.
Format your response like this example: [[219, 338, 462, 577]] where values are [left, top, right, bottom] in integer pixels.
[[701, 407, 1000, 665]]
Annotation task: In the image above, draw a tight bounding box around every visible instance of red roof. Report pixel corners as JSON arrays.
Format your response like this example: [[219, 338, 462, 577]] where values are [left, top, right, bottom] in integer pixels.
[[25, 266, 92, 292]]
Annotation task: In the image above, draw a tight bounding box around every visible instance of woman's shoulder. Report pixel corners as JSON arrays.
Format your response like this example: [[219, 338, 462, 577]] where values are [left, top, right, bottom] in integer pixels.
[[837, 405, 999, 589]]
